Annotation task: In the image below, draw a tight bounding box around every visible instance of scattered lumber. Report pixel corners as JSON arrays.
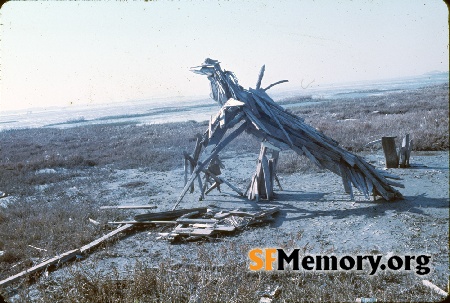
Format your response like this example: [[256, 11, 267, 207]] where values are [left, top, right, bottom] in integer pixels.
[[157, 206, 280, 242], [0, 206, 279, 286], [176, 58, 403, 209], [135, 207, 208, 222], [100, 205, 157, 210]]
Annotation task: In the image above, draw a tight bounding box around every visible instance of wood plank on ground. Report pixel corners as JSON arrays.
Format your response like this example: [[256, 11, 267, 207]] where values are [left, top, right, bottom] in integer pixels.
[[0, 249, 80, 287], [80, 224, 134, 253], [100, 205, 157, 210], [135, 207, 208, 222], [108, 221, 177, 225]]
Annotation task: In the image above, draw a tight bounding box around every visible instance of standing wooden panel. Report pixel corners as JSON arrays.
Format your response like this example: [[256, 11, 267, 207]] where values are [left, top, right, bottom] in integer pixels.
[[381, 137, 399, 168]]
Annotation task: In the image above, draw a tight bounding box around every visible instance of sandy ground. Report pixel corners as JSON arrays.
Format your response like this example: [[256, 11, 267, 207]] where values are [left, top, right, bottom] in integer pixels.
[[34, 149, 449, 291]]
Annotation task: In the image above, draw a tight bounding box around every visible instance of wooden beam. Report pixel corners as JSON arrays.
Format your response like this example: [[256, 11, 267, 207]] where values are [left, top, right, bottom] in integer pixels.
[[108, 221, 177, 225], [255, 65, 265, 89], [80, 224, 134, 253], [172, 121, 248, 210], [100, 205, 157, 210], [135, 207, 208, 221], [0, 249, 80, 287]]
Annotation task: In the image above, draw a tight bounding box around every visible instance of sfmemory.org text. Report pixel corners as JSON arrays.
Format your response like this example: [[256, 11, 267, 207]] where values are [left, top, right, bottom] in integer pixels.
[[248, 248, 431, 275]]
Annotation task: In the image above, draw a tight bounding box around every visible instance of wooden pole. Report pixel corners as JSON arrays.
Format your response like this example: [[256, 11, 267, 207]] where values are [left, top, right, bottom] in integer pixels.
[[399, 134, 411, 168]]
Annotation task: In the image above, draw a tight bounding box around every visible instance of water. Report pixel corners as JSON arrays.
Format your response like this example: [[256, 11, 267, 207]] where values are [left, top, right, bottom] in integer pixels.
[[0, 71, 447, 131]]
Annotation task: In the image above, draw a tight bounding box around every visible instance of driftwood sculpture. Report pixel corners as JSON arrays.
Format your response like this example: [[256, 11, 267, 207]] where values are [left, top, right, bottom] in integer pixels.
[[173, 59, 403, 210]]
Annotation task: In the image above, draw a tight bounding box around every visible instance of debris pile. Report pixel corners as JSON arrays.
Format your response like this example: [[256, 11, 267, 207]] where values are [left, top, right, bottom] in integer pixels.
[[131, 206, 280, 242], [0, 205, 279, 287]]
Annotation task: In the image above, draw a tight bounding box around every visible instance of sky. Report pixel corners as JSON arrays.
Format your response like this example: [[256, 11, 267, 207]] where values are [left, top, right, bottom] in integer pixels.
[[0, 0, 448, 112]]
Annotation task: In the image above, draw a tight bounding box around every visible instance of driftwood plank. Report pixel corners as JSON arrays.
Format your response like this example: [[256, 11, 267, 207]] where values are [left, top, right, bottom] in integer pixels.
[[173, 227, 215, 236], [261, 154, 272, 199], [100, 205, 157, 210], [80, 224, 133, 253], [251, 90, 294, 147], [135, 207, 208, 221], [184, 157, 189, 186], [339, 163, 353, 195], [255, 65, 265, 89], [0, 249, 80, 287], [176, 218, 218, 224], [108, 221, 177, 225]]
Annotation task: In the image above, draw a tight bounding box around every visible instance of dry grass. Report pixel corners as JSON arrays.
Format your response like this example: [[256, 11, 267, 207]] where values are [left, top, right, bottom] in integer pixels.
[[8, 242, 446, 302], [288, 83, 449, 152], [0, 84, 448, 302]]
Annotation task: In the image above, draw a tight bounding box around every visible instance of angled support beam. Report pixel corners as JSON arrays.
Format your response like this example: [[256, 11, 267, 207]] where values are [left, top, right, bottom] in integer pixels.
[[173, 121, 248, 210]]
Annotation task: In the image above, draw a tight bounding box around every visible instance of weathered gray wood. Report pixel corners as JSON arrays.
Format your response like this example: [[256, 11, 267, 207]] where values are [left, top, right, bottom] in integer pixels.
[[382, 136, 399, 168], [378, 170, 403, 180], [184, 157, 188, 186], [136, 207, 208, 221], [185, 149, 243, 196], [365, 176, 374, 198], [253, 206, 280, 218], [173, 227, 214, 236], [190, 133, 204, 193], [100, 205, 157, 210], [251, 93, 294, 147], [80, 224, 134, 253], [177, 218, 218, 224], [255, 65, 265, 89], [172, 121, 248, 210], [108, 221, 177, 225], [399, 134, 411, 168], [261, 155, 272, 199], [205, 182, 220, 195], [0, 249, 80, 287], [243, 107, 272, 135], [339, 163, 353, 195], [263, 79, 289, 91], [274, 173, 283, 191], [189, 58, 404, 202]]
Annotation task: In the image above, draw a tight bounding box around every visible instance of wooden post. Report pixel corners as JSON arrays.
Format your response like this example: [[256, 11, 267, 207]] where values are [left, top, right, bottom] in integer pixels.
[[246, 142, 281, 201], [381, 136, 399, 168], [399, 134, 412, 168]]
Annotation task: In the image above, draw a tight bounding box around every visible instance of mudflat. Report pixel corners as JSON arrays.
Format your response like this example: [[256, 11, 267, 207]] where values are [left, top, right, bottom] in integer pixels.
[[0, 84, 448, 302]]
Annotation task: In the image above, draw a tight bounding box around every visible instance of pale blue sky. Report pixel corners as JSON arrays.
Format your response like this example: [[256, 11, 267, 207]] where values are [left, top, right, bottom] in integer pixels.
[[0, 1, 448, 112]]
